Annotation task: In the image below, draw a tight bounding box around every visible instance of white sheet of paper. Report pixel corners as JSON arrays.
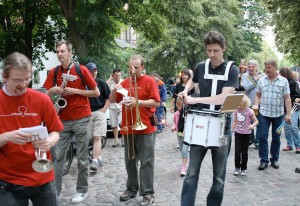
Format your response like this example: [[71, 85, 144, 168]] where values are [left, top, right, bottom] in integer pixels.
[[116, 88, 128, 96], [19, 125, 49, 142]]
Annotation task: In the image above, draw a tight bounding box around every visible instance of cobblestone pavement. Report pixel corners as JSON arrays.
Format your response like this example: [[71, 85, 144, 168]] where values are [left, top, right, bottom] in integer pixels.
[[59, 112, 300, 206]]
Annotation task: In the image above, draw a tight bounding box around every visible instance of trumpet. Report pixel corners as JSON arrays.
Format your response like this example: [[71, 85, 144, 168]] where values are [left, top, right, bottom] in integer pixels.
[[54, 71, 77, 114], [32, 148, 53, 173]]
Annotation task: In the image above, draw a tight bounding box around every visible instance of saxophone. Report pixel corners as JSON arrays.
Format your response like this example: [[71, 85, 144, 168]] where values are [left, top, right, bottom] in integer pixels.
[[54, 69, 77, 114]]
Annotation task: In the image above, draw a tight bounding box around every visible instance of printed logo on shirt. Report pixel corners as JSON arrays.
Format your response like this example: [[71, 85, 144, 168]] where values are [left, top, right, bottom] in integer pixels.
[[0, 106, 38, 117], [237, 112, 246, 128]]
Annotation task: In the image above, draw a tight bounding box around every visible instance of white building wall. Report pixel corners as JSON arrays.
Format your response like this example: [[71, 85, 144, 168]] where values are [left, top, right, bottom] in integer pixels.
[[32, 52, 59, 89]]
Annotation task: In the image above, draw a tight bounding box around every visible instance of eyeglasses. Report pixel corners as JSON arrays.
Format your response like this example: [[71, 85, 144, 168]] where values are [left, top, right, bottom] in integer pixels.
[[11, 77, 32, 84]]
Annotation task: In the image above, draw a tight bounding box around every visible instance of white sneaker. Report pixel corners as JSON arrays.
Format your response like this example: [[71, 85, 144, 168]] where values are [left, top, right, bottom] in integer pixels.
[[233, 168, 241, 175], [241, 170, 247, 176], [71, 193, 88, 203]]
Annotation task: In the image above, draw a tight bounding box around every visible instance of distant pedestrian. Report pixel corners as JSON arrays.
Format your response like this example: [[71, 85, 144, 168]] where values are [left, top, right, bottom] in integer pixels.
[[107, 68, 124, 147], [171, 99, 189, 176], [279, 67, 300, 153], [232, 95, 259, 176], [86, 62, 111, 172], [150, 72, 167, 134]]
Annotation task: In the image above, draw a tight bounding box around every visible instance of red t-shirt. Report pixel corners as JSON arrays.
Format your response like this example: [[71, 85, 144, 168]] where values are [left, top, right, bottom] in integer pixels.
[[116, 75, 160, 135], [0, 89, 63, 186], [43, 64, 97, 121]]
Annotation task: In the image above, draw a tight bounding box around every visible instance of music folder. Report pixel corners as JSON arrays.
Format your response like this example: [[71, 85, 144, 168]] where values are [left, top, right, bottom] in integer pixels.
[[219, 93, 244, 113]]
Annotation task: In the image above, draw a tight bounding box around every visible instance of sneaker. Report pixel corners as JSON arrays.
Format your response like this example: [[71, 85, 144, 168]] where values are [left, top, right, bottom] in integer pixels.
[[233, 168, 241, 175], [71, 193, 88, 203], [90, 160, 100, 172], [180, 167, 187, 177], [241, 170, 247, 176], [156, 129, 162, 134], [177, 144, 180, 149], [283, 146, 293, 151], [112, 140, 120, 147], [119, 190, 136, 201], [141, 194, 155, 206], [296, 148, 300, 154]]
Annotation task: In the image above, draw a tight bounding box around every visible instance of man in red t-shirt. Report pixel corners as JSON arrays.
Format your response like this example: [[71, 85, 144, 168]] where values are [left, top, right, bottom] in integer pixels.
[[43, 41, 100, 204], [109, 54, 160, 205], [0, 52, 63, 206]]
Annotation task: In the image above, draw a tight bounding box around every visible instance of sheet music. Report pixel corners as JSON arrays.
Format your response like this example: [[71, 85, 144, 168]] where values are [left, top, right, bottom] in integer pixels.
[[19, 125, 49, 142], [116, 88, 129, 96]]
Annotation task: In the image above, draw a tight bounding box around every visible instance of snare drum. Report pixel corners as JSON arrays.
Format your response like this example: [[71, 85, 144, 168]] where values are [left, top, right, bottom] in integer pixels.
[[183, 109, 226, 148]]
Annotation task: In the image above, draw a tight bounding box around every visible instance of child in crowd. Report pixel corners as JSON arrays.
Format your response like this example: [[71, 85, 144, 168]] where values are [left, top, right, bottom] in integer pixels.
[[172, 99, 189, 176], [232, 95, 259, 176]]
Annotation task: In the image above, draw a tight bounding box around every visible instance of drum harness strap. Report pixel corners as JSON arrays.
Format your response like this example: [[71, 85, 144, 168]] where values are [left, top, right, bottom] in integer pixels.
[[204, 59, 233, 110]]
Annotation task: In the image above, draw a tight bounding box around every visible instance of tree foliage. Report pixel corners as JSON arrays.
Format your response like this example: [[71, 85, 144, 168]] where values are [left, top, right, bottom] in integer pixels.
[[134, 0, 268, 79], [262, 0, 300, 64], [0, 0, 64, 68]]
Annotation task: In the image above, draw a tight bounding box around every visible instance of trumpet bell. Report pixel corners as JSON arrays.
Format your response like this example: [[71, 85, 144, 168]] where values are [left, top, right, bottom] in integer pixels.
[[133, 122, 147, 131], [32, 159, 54, 173]]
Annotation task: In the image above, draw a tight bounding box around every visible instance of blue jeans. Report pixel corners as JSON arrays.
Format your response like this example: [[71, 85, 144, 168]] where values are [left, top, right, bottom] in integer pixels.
[[256, 114, 284, 164], [181, 116, 231, 206], [0, 180, 59, 206], [155, 106, 164, 130], [284, 110, 300, 149]]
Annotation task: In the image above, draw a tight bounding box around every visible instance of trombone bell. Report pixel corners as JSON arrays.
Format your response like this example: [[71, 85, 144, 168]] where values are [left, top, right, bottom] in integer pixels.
[[133, 122, 147, 131]]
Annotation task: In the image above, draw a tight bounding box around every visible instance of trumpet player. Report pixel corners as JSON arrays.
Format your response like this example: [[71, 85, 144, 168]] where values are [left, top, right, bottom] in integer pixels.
[[0, 52, 63, 206], [43, 41, 100, 204], [109, 54, 160, 206]]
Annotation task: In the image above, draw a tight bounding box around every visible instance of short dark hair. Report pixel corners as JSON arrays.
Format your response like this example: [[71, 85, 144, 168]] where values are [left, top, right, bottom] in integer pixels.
[[204, 31, 226, 49], [112, 68, 121, 74]]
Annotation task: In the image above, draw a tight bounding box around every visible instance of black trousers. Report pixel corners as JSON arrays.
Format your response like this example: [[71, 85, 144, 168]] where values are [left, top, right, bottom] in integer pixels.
[[234, 132, 250, 170]]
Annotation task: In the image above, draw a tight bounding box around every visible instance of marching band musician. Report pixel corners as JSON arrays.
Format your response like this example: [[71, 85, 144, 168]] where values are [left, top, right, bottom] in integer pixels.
[[43, 41, 99, 204], [179, 31, 239, 206], [109, 54, 160, 206], [0, 52, 63, 205]]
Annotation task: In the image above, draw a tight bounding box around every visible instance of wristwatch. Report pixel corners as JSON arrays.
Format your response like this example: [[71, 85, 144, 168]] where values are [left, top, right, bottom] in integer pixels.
[[138, 100, 142, 106]]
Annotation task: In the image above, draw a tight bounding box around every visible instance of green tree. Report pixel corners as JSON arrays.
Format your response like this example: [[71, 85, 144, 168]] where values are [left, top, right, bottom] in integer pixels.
[[262, 0, 300, 64], [0, 0, 64, 67]]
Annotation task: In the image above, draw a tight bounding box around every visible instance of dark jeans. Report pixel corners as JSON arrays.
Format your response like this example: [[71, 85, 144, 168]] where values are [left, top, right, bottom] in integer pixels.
[[234, 132, 250, 170], [181, 114, 232, 206], [155, 106, 164, 130], [0, 180, 59, 206], [256, 114, 284, 164]]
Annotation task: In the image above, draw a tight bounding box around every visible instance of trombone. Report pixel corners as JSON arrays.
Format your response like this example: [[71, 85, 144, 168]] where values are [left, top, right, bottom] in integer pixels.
[[123, 66, 147, 159]]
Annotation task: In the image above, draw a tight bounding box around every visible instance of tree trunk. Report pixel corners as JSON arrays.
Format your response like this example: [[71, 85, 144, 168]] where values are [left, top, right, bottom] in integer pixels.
[[55, 0, 87, 61]]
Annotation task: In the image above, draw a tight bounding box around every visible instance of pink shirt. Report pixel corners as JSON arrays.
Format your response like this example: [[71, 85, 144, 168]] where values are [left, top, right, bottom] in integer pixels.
[[233, 107, 254, 134]]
